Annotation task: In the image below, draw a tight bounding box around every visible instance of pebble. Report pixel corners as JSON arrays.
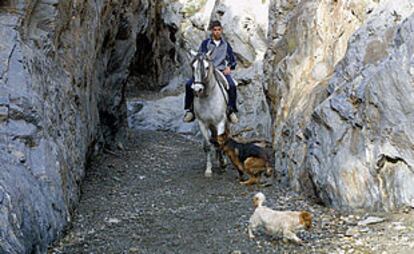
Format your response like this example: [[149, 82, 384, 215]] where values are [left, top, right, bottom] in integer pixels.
[[345, 227, 359, 237], [391, 221, 406, 231], [355, 239, 364, 246], [105, 218, 121, 224], [358, 216, 385, 226], [129, 247, 139, 253], [341, 215, 357, 225], [12, 150, 26, 163]]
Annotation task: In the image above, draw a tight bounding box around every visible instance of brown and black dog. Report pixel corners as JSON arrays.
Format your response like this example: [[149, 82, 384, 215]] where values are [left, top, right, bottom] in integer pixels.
[[216, 132, 273, 186]]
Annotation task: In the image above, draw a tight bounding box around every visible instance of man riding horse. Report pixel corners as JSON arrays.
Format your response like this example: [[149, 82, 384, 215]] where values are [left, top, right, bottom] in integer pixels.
[[183, 20, 238, 124]]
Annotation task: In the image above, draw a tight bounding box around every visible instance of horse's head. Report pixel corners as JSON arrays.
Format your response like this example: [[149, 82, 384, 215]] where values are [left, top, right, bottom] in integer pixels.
[[190, 51, 214, 97]]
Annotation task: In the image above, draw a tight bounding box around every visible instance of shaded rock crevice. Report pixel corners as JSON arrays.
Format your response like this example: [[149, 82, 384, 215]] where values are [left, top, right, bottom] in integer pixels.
[[128, 0, 179, 93]]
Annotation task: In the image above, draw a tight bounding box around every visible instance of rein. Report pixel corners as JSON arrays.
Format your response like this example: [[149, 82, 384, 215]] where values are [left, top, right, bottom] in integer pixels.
[[213, 70, 229, 106]]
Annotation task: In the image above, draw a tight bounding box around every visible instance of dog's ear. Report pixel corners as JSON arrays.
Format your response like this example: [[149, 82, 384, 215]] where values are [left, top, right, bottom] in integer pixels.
[[299, 211, 312, 230]]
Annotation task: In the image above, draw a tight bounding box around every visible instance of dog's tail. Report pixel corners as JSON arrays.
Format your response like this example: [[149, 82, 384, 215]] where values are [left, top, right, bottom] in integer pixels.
[[299, 211, 312, 230]]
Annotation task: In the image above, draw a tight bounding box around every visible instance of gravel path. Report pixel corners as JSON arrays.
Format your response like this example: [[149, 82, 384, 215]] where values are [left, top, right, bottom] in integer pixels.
[[49, 130, 414, 254]]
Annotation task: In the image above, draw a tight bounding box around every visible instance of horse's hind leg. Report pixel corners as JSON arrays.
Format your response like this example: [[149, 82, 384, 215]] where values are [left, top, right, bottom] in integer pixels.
[[199, 122, 213, 177]]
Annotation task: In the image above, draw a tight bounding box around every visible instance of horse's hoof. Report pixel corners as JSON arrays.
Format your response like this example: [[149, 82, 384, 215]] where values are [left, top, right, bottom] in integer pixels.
[[238, 175, 248, 182], [205, 171, 213, 177], [219, 166, 227, 174]]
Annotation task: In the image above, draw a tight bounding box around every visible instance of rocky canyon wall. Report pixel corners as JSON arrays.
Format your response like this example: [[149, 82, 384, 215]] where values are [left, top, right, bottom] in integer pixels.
[[266, 0, 414, 211], [2, 1, 413, 252], [0, 0, 145, 252]]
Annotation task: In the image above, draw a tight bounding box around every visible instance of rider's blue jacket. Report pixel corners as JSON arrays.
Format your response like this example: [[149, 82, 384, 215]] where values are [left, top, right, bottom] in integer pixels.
[[198, 37, 237, 71]]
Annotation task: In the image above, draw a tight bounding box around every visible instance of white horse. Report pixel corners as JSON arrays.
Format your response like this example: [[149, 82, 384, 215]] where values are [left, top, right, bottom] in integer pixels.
[[191, 52, 230, 177]]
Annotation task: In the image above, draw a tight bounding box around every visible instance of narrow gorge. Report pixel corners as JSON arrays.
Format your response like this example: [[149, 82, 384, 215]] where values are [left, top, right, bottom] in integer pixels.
[[1, 0, 414, 253]]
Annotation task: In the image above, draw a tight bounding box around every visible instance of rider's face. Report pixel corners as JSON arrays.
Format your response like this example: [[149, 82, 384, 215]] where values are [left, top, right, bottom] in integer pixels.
[[211, 26, 222, 40]]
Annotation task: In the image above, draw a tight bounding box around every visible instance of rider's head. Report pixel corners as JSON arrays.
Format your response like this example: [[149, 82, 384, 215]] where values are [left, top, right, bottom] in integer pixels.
[[209, 20, 223, 40]]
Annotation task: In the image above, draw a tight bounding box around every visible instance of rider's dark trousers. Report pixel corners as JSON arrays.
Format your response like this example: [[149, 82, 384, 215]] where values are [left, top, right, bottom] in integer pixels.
[[184, 74, 237, 112]]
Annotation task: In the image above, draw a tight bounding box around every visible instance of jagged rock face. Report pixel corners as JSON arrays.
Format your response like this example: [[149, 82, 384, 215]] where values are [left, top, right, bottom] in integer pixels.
[[308, 3, 414, 211], [128, 0, 272, 140], [266, 0, 414, 211], [265, 0, 378, 191], [0, 0, 145, 252]]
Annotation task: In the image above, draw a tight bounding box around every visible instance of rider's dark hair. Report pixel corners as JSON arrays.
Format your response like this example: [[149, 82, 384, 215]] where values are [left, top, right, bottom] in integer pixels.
[[209, 20, 222, 30]]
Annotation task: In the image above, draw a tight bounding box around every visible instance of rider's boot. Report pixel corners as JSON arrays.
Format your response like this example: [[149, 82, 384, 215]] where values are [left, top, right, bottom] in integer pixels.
[[183, 110, 195, 123], [225, 76, 238, 124], [183, 79, 196, 123], [227, 107, 238, 124]]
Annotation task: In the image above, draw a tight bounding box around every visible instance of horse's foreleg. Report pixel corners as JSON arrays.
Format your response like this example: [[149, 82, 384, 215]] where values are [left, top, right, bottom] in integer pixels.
[[204, 141, 213, 177], [198, 122, 213, 177], [216, 119, 227, 136]]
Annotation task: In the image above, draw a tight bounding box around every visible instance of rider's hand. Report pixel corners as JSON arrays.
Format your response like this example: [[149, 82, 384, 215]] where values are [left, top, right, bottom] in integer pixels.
[[223, 66, 231, 75]]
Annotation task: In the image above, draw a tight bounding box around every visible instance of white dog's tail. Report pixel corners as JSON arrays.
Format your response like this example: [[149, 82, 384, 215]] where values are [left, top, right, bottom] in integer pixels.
[[253, 192, 266, 208]]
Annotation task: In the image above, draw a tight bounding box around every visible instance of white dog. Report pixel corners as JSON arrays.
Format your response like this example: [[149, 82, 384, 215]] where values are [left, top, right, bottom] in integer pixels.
[[248, 192, 312, 244]]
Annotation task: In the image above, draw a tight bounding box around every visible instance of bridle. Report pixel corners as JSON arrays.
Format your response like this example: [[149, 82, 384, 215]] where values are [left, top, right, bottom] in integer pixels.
[[193, 80, 207, 87], [190, 52, 229, 104], [191, 54, 212, 93]]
